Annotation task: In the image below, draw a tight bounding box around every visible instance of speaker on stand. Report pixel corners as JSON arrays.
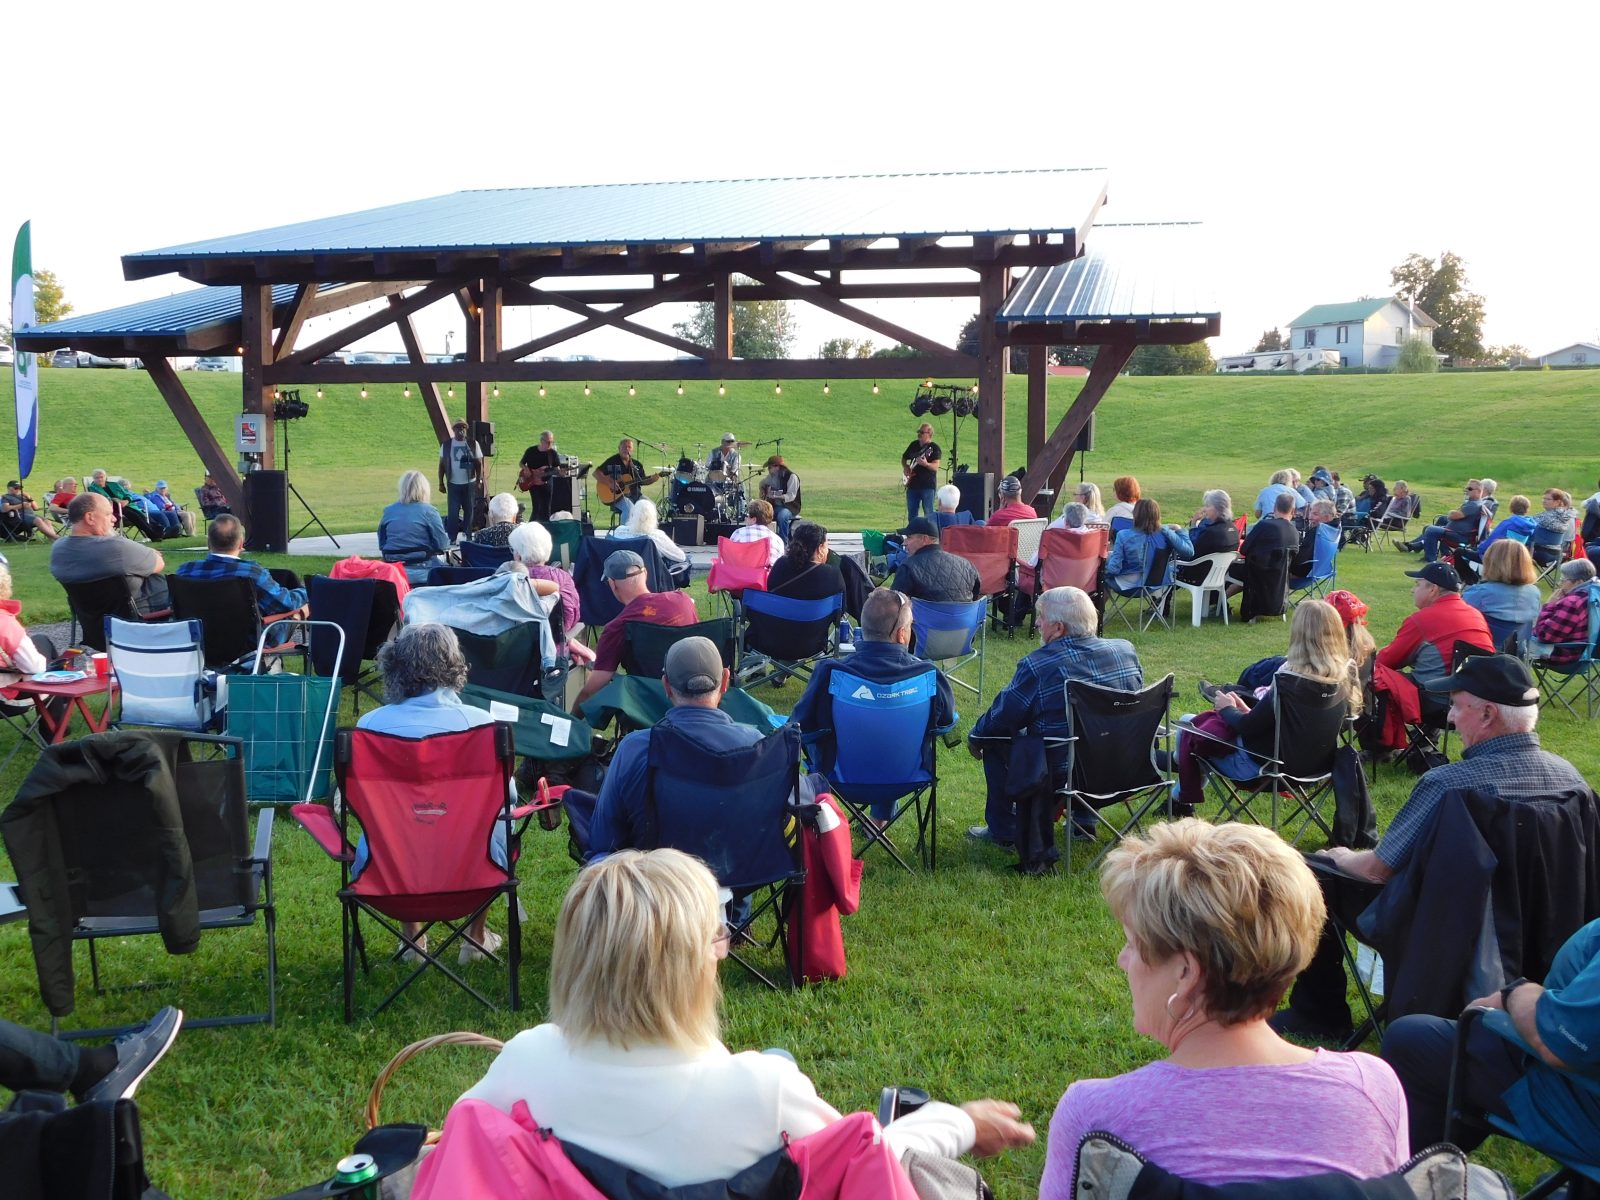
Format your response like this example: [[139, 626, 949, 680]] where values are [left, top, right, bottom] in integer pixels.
[[243, 470, 289, 553], [952, 470, 993, 523]]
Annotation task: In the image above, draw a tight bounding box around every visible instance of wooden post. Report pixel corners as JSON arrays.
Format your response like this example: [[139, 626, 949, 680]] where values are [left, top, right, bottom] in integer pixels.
[[1027, 347, 1048, 468], [471, 280, 500, 429], [1022, 335, 1137, 509], [145, 356, 248, 518], [977, 264, 1009, 481], [240, 283, 276, 470], [713, 274, 733, 361]]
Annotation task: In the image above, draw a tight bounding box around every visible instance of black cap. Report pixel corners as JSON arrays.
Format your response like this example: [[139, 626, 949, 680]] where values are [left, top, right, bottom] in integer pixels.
[[1442, 654, 1540, 706], [1404, 562, 1462, 593], [6, 481, 18, 489], [900, 517, 939, 538]]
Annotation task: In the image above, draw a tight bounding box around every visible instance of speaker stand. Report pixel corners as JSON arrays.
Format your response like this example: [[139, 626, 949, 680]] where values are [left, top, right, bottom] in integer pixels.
[[279, 419, 339, 548]]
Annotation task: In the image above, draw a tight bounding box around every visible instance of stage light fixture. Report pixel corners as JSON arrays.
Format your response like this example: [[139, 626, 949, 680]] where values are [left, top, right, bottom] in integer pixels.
[[928, 395, 954, 417], [909, 395, 932, 417], [955, 396, 981, 418]]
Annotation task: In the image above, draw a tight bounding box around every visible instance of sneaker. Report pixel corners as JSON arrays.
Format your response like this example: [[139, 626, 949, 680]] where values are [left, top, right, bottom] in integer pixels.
[[459, 928, 504, 965], [1198, 680, 1223, 703], [81, 1006, 184, 1104], [1267, 1005, 1353, 1044], [399, 934, 428, 963], [965, 825, 1014, 849]]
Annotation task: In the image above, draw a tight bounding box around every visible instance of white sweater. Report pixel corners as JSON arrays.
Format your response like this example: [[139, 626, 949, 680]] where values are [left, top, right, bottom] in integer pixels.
[[460, 1024, 975, 1187]]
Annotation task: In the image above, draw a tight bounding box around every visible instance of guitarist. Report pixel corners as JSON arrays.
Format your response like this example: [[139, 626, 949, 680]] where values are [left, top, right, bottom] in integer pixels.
[[518, 429, 561, 521], [901, 422, 942, 523], [596, 437, 663, 525]]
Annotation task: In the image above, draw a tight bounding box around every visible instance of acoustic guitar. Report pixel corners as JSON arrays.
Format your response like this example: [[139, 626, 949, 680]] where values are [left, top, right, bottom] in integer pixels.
[[595, 467, 665, 506]]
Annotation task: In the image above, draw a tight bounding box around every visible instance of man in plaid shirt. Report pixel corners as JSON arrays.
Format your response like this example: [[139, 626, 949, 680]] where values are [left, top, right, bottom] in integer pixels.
[[175, 515, 307, 619], [967, 586, 1143, 847]]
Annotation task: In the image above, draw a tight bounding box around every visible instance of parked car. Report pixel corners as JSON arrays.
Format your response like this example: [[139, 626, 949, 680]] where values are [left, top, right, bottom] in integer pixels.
[[0, 345, 14, 366], [193, 356, 231, 372], [350, 352, 387, 366], [314, 351, 350, 366], [51, 348, 81, 368]]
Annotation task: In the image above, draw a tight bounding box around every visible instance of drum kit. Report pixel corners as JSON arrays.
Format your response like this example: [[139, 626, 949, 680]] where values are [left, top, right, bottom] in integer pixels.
[[662, 439, 756, 524]]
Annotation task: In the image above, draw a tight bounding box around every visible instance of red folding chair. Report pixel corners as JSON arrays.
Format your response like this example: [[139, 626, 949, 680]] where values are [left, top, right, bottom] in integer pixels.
[[1030, 527, 1109, 633], [291, 723, 556, 1021], [706, 536, 771, 620], [943, 524, 1020, 630]]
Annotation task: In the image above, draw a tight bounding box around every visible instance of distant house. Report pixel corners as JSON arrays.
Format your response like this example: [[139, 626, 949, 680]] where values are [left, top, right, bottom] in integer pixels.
[[1539, 342, 1600, 367], [1285, 297, 1436, 369]]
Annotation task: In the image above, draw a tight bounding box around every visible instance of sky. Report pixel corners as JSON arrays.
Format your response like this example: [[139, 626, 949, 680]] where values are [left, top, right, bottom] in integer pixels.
[[6, 1, 1598, 363]]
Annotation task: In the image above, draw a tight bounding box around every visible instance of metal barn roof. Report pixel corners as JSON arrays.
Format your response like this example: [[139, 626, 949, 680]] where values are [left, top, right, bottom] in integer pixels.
[[997, 223, 1220, 325], [123, 169, 1108, 275], [16, 284, 300, 343], [1288, 298, 1437, 329]]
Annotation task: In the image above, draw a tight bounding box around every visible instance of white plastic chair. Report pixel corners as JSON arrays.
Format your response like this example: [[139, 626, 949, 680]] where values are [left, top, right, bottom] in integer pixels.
[[1170, 551, 1236, 627], [1011, 518, 1047, 566]]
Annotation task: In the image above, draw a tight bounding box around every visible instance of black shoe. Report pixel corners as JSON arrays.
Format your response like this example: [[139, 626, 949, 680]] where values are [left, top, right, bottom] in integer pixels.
[[965, 825, 1014, 849], [1171, 801, 1197, 819], [81, 1006, 184, 1103], [1198, 680, 1223, 703], [1068, 821, 1097, 841], [1268, 1005, 1352, 1044]]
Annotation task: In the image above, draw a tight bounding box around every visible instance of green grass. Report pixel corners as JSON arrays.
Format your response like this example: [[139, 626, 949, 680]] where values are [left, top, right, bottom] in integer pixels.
[[1, 368, 1595, 1196]]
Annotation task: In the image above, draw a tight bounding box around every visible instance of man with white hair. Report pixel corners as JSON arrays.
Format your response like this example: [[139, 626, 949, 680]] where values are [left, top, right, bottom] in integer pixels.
[[933, 483, 977, 530], [472, 492, 521, 547], [966, 586, 1143, 847], [706, 432, 742, 483], [518, 430, 561, 522], [1273, 654, 1589, 1039]]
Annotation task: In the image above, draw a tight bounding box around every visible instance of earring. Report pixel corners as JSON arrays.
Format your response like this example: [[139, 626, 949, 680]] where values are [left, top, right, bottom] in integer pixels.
[[1165, 990, 1194, 1024]]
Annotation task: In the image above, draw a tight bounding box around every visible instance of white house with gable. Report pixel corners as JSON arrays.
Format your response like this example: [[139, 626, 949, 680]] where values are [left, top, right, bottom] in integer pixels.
[[1286, 297, 1437, 369], [1538, 342, 1600, 367]]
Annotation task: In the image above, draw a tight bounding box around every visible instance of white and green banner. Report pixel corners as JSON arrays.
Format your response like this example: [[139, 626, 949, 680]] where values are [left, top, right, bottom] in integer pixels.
[[11, 221, 38, 479]]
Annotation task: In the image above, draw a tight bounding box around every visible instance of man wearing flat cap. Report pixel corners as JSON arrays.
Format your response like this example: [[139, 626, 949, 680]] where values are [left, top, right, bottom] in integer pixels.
[[890, 517, 981, 604], [574, 549, 697, 707], [580, 637, 763, 858], [1273, 654, 1588, 1040]]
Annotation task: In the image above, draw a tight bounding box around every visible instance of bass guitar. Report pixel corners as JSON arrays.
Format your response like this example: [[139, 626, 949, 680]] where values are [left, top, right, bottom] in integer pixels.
[[595, 467, 665, 506], [902, 443, 936, 487], [516, 461, 586, 492]]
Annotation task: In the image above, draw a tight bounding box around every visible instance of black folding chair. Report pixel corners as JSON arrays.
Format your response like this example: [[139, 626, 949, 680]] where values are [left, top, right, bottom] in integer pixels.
[[573, 536, 676, 628], [168, 574, 302, 672], [307, 574, 402, 715], [1061, 675, 1175, 870], [621, 617, 738, 679], [63, 575, 166, 651]]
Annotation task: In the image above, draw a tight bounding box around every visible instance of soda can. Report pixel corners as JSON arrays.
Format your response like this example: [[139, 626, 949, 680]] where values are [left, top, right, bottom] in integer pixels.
[[333, 1152, 380, 1198]]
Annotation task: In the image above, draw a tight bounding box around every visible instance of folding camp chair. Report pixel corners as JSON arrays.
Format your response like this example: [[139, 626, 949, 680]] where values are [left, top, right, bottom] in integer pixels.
[[307, 574, 401, 716], [424, 565, 492, 587], [1010, 518, 1047, 575], [621, 616, 738, 680], [459, 683, 594, 767], [1446, 1006, 1600, 1199], [450, 619, 564, 701], [225, 621, 344, 805], [541, 518, 584, 571], [293, 723, 533, 1020], [1288, 523, 1341, 607], [63, 575, 168, 651], [910, 597, 987, 699], [2, 730, 275, 1037], [809, 666, 940, 873], [577, 676, 779, 739], [1060, 676, 1175, 870], [738, 590, 842, 688], [858, 529, 891, 580], [638, 720, 806, 989], [457, 540, 514, 570], [1170, 551, 1236, 627], [1192, 671, 1347, 846], [1104, 542, 1176, 633], [168, 574, 301, 671], [573, 535, 675, 628], [105, 616, 222, 731], [943, 524, 1018, 634], [1028, 527, 1108, 634], [705, 536, 771, 621], [1531, 607, 1600, 720]]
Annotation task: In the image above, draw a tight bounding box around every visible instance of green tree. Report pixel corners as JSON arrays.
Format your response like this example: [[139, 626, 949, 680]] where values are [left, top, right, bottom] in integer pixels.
[[1389, 251, 1486, 360], [1484, 344, 1532, 366], [1393, 336, 1439, 373], [1052, 344, 1099, 368], [816, 336, 876, 358], [32, 269, 73, 325], [956, 314, 980, 357], [672, 278, 794, 359], [1252, 327, 1284, 352], [1127, 341, 1215, 376], [872, 343, 921, 359]]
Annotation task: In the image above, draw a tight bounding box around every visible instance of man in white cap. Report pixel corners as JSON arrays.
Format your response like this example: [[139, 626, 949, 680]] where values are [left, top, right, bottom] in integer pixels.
[[438, 418, 483, 540], [706, 433, 743, 484]]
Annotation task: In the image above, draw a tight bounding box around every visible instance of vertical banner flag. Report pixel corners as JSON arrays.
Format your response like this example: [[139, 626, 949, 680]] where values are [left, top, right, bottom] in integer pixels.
[[12, 222, 39, 480]]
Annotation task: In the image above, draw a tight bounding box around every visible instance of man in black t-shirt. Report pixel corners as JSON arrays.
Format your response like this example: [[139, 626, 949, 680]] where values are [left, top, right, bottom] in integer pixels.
[[901, 422, 942, 524], [519, 429, 562, 521]]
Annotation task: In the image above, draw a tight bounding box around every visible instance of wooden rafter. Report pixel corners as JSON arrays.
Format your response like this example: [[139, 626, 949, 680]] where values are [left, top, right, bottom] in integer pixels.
[[145, 357, 246, 516], [390, 298, 451, 443], [271, 284, 315, 359], [536, 292, 710, 360], [1018, 333, 1137, 509], [498, 275, 710, 363], [747, 269, 967, 359], [276, 281, 457, 369], [264, 355, 976, 386]]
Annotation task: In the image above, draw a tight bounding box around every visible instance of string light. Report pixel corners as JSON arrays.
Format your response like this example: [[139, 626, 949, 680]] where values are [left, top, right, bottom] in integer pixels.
[[538, 385, 546, 398], [718, 382, 725, 396], [872, 381, 880, 395], [492, 385, 500, 399], [628, 384, 636, 397], [403, 385, 411, 399], [271, 389, 280, 401], [823, 380, 830, 395], [676, 383, 684, 396], [447, 385, 454, 399], [923, 378, 934, 388], [315, 388, 323, 400], [359, 386, 368, 399], [774, 381, 782, 395], [970, 384, 978, 394], [584, 383, 591, 396]]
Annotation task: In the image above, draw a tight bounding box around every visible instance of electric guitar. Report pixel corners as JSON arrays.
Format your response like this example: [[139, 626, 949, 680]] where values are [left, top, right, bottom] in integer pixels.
[[516, 461, 585, 492], [902, 443, 937, 487], [595, 465, 665, 506]]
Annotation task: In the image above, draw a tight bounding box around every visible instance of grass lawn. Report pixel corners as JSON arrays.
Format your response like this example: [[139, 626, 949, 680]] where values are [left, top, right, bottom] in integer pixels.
[[0, 367, 1595, 1196]]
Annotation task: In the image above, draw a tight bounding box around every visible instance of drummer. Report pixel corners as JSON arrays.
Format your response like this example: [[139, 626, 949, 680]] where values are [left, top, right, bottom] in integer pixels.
[[706, 433, 743, 483], [668, 457, 699, 511]]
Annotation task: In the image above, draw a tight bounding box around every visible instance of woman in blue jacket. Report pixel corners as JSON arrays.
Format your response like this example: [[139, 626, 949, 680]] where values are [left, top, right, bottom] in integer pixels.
[[1106, 498, 1193, 592]]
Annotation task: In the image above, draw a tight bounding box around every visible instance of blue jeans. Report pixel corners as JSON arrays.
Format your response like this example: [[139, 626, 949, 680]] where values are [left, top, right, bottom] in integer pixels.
[[906, 487, 935, 524], [609, 495, 635, 527], [444, 482, 476, 540], [775, 505, 796, 540], [0, 1019, 78, 1093], [1419, 523, 1462, 562]]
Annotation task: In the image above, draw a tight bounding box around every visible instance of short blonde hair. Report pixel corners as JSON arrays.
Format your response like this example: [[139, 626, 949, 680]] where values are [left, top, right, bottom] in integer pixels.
[[745, 499, 773, 526], [1100, 820, 1325, 1026], [0, 564, 12, 601], [1481, 538, 1536, 586], [549, 849, 722, 1050], [397, 469, 431, 506]]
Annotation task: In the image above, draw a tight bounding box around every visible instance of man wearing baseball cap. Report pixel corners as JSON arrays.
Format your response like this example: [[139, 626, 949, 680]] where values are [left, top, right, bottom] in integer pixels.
[[574, 549, 697, 707], [575, 637, 763, 857], [890, 517, 981, 603], [1273, 654, 1587, 1040], [985, 474, 1038, 529], [707, 433, 742, 484], [438, 418, 483, 541], [1, 480, 59, 541], [1376, 562, 1495, 703]]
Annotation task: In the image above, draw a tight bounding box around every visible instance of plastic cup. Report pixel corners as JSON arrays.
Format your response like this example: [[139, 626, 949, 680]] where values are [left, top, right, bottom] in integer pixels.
[[92, 653, 109, 679]]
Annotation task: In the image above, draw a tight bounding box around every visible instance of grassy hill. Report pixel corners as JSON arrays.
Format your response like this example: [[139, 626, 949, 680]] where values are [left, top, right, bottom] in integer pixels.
[[0, 366, 1593, 1196]]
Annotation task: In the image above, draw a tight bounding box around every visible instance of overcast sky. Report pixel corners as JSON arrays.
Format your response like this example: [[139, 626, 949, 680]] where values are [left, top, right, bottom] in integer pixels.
[[7, 1, 1597, 361]]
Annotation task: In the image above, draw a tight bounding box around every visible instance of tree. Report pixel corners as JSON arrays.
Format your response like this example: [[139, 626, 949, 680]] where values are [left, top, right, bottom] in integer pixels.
[[956, 314, 980, 358], [1252, 328, 1284, 352], [1389, 251, 1486, 360], [1393, 336, 1439, 374], [1052, 344, 1099, 369], [32, 269, 73, 326], [872, 343, 921, 359], [816, 336, 876, 358], [1483, 344, 1532, 366], [1127, 341, 1215, 376], [672, 278, 794, 359]]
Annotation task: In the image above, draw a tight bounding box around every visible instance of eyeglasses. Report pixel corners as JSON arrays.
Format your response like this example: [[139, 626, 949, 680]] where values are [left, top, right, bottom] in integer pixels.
[[711, 927, 732, 957]]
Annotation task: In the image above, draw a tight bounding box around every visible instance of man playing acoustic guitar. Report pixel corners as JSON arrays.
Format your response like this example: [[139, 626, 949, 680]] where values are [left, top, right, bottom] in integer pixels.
[[595, 438, 665, 525], [901, 422, 942, 524]]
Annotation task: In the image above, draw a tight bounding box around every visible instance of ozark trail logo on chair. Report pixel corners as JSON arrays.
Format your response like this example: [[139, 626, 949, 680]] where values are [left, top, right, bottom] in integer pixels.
[[411, 799, 448, 825], [851, 684, 876, 701]]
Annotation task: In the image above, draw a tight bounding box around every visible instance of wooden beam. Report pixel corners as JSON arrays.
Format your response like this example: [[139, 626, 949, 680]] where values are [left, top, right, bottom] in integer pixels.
[[895, 237, 940, 264], [536, 291, 710, 359], [1027, 349, 1048, 468], [498, 275, 710, 363], [471, 280, 499, 427], [1019, 336, 1137, 509], [1004, 318, 1219, 346], [713, 275, 733, 361], [276, 281, 457, 369], [240, 283, 276, 470], [505, 278, 979, 306], [145, 356, 248, 520], [271, 284, 315, 360], [306, 280, 426, 319], [391, 299, 451, 443], [827, 238, 877, 264], [976, 266, 1010, 480], [749, 270, 966, 359], [265, 356, 976, 386]]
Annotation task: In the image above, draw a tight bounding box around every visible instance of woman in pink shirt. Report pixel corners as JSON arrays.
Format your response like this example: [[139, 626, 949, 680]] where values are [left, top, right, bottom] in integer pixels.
[[1039, 820, 1409, 1194]]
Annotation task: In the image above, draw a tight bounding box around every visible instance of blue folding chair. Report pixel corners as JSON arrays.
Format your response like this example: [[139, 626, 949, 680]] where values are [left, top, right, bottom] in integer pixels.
[[458, 540, 514, 570], [106, 616, 222, 731], [910, 597, 987, 700], [1109, 515, 1133, 538], [573, 535, 676, 628], [1288, 523, 1340, 606], [424, 565, 492, 587], [640, 721, 805, 989], [739, 590, 842, 688], [811, 667, 940, 872]]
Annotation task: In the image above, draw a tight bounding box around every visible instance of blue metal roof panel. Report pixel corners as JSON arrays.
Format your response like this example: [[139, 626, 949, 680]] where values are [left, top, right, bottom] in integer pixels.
[[17, 283, 300, 339], [124, 169, 1107, 262], [998, 224, 1220, 324]]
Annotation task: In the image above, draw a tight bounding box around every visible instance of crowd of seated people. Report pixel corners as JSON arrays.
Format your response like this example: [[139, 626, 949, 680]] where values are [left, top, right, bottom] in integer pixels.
[[1105, 499, 1192, 594]]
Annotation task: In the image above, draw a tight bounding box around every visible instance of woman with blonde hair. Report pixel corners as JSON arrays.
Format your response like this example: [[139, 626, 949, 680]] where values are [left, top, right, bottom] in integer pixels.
[[1462, 538, 1541, 644], [378, 469, 449, 583], [1074, 481, 1105, 522], [1038, 820, 1407, 1193], [456, 850, 1034, 1186]]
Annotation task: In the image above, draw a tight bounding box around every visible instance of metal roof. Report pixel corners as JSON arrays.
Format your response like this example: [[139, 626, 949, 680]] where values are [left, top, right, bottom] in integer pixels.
[[997, 223, 1221, 325], [13, 284, 300, 345], [1288, 298, 1437, 329], [123, 169, 1107, 270]]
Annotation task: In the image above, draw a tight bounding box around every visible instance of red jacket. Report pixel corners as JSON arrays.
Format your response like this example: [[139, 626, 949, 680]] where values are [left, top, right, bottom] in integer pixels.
[[1371, 661, 1423, 750], [1376, 593, 1493, 691], [787, 794, 863, 983], [330, 554, 412, 602]]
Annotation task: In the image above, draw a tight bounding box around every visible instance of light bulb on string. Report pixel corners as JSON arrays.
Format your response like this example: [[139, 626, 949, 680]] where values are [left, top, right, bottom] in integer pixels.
[[628, 384, 636, 397], [447, 385, 454, 399], [872, 381, 879, 395], [970, 384, 978, 394], [403, 386, 411, 399], [718, 382, 725, 396], [538, 385, 546, 398], [584, 383, 591, 396], [676, 383, 684, 396], [774, 382, 782, 396], [359, 386, 368, 400], [492, 385, 500, 399], [315, 388, 323, 400], [271, 389, 280, 401], [822, 380, 830, 395]]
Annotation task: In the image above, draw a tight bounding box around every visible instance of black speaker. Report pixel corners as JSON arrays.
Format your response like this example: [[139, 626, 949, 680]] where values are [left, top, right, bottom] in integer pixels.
[[244, 470, 289, 552], [549, 476, 578, 515], [1074, 413, 1095, 453], [705, 521, 738, 544], [667, 514, 704, 547], [952, 471, 992, 521], [472, 420, 495, 457]]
